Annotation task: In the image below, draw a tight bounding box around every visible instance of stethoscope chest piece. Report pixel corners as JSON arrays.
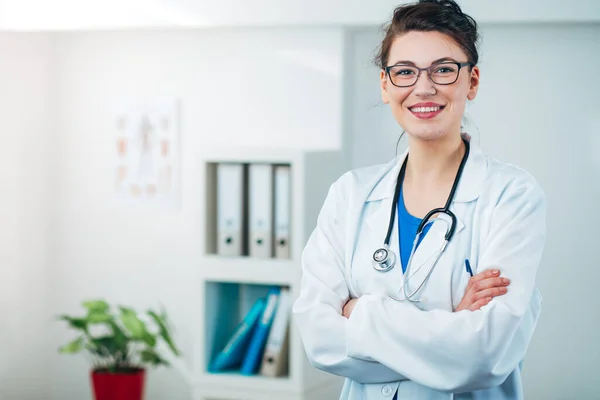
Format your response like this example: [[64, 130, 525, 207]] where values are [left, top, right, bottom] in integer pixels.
[[372, 245, 396, 272]]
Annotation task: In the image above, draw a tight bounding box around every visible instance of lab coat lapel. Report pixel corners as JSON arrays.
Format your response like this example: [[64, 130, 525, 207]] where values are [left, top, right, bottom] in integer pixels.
[[362, 152, 406, 270], [346, 155, 403, 292], [364, 195, 400, 271]]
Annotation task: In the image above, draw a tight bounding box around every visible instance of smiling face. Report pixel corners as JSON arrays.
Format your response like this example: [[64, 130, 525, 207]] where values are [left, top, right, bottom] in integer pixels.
[[380, 31, 480, 142]]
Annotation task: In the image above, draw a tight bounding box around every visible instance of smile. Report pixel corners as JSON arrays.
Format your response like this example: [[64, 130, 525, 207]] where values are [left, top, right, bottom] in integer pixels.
[[409, 105, 445, 119]]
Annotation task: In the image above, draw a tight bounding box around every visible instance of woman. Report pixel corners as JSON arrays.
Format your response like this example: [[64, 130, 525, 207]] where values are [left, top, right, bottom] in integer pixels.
[[292, 1, 546, 399]]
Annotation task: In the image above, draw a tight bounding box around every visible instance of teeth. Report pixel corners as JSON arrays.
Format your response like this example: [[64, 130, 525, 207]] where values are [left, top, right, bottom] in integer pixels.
[[411, 106, 441, 113]]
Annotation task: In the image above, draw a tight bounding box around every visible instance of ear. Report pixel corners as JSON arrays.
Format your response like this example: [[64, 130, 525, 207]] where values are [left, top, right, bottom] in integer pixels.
[[467, 65, 480, 101], [380, 70, 390, 104]]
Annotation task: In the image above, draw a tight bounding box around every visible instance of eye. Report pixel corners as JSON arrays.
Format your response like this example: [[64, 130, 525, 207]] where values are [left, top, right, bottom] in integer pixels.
[[434, 66, 456, 74], [395, 68, 415, 76], [390, 66, 417, 77]]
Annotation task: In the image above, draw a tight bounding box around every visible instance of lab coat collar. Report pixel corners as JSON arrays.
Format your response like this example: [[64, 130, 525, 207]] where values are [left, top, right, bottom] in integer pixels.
[[365, 133, 486, 204]]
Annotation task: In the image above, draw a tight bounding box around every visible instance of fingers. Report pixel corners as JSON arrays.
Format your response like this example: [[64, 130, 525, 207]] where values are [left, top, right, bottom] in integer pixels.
[[456, 268, 512, 313], [469, 297, 492, 311], [472, 286, 508, 302], [462, 270, 510, 312], [470, 276, 510, 293], [342, 298, 358, 318], [468, 268, 501, 285]]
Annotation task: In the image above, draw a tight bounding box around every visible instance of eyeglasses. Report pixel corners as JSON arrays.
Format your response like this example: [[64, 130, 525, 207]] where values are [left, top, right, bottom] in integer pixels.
[[385, 61, 474, 88]]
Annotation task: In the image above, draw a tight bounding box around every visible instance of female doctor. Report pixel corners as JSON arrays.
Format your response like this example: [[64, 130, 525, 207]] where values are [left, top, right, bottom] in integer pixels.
[[292, 0, 547, 399]]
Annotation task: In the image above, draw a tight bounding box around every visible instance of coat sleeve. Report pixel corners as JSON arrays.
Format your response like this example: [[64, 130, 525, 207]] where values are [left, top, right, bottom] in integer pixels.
[[292, 176, 408, 384], [345, 173, 547, 392]]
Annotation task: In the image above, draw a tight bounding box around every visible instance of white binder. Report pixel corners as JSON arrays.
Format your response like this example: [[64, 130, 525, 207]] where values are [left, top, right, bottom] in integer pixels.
[[248, 164, 274, 258], [273, 165, 291, 259], [216, 163, 246, 256], [259, 288, 291, 377]]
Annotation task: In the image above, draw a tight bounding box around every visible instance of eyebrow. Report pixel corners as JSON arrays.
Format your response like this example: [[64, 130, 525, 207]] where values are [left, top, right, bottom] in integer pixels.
[[390, 57, 457, 66]]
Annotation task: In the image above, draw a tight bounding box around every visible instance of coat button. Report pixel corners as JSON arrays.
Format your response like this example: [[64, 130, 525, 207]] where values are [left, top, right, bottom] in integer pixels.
[[381, 384, 393, 397]]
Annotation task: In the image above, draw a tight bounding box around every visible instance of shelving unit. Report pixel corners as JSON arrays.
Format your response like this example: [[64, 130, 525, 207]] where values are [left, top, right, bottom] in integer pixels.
[[193, 146, 347, 400]]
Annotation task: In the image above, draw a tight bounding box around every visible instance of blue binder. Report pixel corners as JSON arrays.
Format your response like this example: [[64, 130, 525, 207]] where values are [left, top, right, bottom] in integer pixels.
[[240, 287, 280, 375], [209, 297, 266, 373]]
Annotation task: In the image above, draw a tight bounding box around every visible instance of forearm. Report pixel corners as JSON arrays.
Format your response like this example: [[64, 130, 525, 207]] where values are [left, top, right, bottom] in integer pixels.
[[345, 291, 541, 392], [294, 298, 408, 383]]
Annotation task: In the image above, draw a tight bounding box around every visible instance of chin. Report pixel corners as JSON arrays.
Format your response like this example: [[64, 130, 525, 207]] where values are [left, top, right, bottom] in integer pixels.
[[403, 125, 450, 141]]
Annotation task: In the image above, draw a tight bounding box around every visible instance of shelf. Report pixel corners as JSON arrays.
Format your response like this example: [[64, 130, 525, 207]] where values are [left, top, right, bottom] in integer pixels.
[[200, 255, 298, 286], [194, 373, 343, 400], [203, 282, 292, 373], [195, 147, 348, 400], [198, 371, 294, 392], [200, 147, 310, 165]]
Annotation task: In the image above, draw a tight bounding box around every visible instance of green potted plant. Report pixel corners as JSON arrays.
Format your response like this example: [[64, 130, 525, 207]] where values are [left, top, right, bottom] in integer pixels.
[[58, 299, 181, 400]]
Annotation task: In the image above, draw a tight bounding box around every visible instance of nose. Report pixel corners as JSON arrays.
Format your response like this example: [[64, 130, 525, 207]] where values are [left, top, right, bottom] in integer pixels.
[[413, 70, 436, 96]]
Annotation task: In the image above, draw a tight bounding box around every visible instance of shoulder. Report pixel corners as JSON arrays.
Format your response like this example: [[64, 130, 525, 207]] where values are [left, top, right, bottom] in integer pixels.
[[481, 153, 546, 209], [316, 158, 398, 221], [328, 159, 397, 199]]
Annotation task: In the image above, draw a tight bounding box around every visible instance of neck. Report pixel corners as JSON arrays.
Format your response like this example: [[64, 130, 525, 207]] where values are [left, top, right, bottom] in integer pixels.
[[405, 132, 465, 184]]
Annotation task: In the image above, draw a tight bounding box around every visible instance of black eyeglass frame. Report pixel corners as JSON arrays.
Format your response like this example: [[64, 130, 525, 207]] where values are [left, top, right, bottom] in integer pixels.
[[385, 61, 474, 88]]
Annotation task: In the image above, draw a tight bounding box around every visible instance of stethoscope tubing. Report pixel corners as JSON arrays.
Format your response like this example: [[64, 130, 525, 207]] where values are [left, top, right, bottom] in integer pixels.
[[372, 138, 470, 302]]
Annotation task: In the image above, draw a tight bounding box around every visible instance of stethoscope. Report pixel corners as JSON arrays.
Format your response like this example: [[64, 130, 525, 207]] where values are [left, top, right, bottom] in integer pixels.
[[372, 138, 470, 302]]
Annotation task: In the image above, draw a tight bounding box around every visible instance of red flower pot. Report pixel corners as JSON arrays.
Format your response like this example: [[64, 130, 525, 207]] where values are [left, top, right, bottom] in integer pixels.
[[91, 368, 146, 400]]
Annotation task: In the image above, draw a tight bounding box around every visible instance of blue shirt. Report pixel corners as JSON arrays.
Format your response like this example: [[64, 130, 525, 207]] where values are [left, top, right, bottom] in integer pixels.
[[394, 183, 432, 399], [398, 184, 431, 273], [393, 183, 432, 398]]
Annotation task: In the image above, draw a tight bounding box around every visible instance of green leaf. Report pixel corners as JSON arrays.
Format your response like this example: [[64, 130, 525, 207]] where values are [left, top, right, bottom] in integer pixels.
[[83, 300, 110, 314], [59, 337, 84, 354], [87, 312, 112, 324], [109, 321, 129, 347], [58, 302, 181, 370], [142, 331, 157, 347], [91, 335, 128, 357], [59, 315, 88, 331], [148, 310, 180, 356], [140, 348, 168, 366], [119, 307, 147, 340]]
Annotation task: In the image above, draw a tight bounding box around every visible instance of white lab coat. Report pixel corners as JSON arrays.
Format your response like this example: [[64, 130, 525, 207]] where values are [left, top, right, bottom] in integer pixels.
[[292, 135, 546, 400]]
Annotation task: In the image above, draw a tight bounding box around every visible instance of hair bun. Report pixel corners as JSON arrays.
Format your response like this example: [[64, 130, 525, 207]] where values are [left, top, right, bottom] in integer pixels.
[[375, 0, 480, 69]]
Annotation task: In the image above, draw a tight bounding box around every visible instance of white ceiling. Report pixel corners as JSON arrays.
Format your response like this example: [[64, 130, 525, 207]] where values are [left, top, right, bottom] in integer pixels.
[[1, 0, 599, 31]]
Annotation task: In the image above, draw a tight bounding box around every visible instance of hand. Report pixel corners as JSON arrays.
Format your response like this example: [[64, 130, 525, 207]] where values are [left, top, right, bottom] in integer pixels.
[[342, 298, 359, 318], [455, 269, 510, 312]]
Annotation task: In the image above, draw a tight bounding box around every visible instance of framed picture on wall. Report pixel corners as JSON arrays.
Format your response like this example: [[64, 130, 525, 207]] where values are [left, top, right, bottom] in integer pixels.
[[113, 97, 180, 209]]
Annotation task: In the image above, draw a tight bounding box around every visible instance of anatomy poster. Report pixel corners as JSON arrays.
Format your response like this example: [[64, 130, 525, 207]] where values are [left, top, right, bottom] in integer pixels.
[[114, 98, 180, 208]]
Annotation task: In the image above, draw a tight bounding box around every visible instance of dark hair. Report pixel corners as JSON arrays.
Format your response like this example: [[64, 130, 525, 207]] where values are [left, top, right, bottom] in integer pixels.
[[375, 0, 481, 69]]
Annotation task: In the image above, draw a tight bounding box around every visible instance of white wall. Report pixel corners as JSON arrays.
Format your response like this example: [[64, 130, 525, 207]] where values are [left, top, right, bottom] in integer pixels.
[[0, 33, 53, 400], [47, 27, 343, 400], [346, 23, 600, 399]]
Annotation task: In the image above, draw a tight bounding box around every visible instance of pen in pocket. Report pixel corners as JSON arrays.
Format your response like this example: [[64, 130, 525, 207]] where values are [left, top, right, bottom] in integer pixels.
[[465, 259, 473, 277]]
